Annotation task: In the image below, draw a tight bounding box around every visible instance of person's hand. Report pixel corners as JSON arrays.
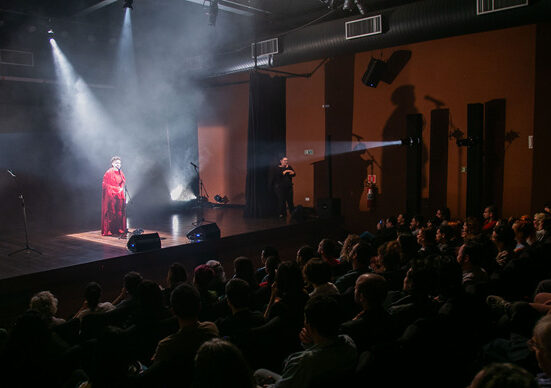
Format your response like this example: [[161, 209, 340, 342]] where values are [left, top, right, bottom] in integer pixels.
[[269, 281, 278, 302], [496, 250, 509, 266], [299, 327, 313, 345]]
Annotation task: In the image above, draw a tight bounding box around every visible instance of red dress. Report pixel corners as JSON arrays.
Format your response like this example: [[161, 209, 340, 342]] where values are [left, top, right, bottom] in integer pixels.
[[101, 167, 126, 236]]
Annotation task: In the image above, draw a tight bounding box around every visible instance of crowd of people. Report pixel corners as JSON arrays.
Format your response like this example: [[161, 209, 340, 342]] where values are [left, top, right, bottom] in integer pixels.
[[2, 203, 551, 388]]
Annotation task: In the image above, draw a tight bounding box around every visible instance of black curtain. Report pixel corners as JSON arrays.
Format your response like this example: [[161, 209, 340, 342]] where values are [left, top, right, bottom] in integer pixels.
[[244, 72, 286, 218]]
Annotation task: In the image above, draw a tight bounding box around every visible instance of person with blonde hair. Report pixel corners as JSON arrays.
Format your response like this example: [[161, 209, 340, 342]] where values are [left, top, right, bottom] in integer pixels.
[[29, 291, 65, 327]]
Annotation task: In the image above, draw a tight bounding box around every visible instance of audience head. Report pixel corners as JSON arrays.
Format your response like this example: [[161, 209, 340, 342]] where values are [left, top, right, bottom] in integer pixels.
[[170, 283, 201, 320], [397, 233, 419, 263], [410, 215, 424, 231], [340, 234, 361, 263], [206, 259, 226, 283], [469, 363, 537, 388], [233, 256, 258, 287], [457, 240, 484, 268], [436, 207, 451, 221], [463, 217, 481, 239], [261, 246, 279, 265], [303, 258, 332, 287], [123, 271, 143, 296], [265, 256, 281, 281], [318, 238, 340, 261], [377, 240, 401, 272], [534, 213, 547, 231], [417, 227, 436, 247], [436, 224, 452, 244], [84, 282, 102, 310], [194, 339, 255, 388], [397, 213, 408, 227], [483, 205, 497, 221], [296, 245, 316, 268], [531, 314, 551, 376], [544, 202, 551, 215], [225, 278, 251, 311], [354, 273, 387, 309], [137, 280, 164, 315], [275, 261, 304, 298], [491, 224, 515, 251], [385, 216, 397, 229], [29, 291, 59, 324], [304, 296, 341, 339], [194, 264, 215, 290], [513, 219, 536, 244], [351, 241, 376, 269], [167, 263, 188, 289], [403, 258, 436, 296]]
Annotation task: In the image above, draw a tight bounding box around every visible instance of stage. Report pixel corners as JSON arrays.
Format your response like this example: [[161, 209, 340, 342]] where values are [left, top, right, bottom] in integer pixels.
[[0, 206, 344, 327]]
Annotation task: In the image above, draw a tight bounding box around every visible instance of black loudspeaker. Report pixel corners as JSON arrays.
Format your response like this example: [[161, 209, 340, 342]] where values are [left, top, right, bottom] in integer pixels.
[[362, 58, 387, 88], [316, 198, 341, 219], [186, 223, 220, 242], [127, 233, 161, 252]]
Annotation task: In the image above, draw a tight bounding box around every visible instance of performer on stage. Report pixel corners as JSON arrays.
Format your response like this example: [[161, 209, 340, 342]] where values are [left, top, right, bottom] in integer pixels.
[[273, 156, 296, 218], [101, 156, 126, 236]]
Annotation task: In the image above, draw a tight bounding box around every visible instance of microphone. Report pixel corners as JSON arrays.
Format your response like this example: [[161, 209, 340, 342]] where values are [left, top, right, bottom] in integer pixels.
[[190, 162, 198, 168], [7, 169, 16, 178]]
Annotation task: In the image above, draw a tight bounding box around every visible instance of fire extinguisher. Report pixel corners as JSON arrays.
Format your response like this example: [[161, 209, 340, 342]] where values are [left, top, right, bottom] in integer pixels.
[[366, 183, 377, 211]]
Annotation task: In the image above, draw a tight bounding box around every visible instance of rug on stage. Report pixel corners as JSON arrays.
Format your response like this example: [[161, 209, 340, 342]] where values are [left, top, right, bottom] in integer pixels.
[[66, 230, 189, 249]]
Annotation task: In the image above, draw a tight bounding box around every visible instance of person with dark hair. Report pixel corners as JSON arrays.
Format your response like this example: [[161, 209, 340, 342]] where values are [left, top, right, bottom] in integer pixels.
[[215, 279, 264, 358], [255, 296, 356, 388], [335, 242, 376, 294], [233, 256, 259, 290], [463, 217, 482, 241], [469, 363, 538, 388], [112, 271, 143, 311], [303, 258, 339, 298], [436, 207, 451, 223], [296, 245, 316, 269], [436, 224, 454, 256], [74, 282, 115, 320], [491, 224, 516, 268], [193, 264, 219, 321], [264, 261, 307, 321], [318, 238, 347, 279], [417, 227, 438, 258], [272, 156, 296, 218], [457, 240, 488, 287], [482, 205, 498, 234], [193, 339, 256, 388], [529, 315, 551, 386], [101, 155, 127, 236], [163, 263, 188, 306], [149, 283, 218, 387], [340, 274, 393, 353], [396, 213, 410, 232], [256, 246, 279, 283], [374, 240, 405, 291], [410, 215, 424, 237]]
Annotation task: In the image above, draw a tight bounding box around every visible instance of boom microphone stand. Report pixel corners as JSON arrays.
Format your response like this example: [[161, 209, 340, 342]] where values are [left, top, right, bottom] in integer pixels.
[[190, 162, 212, 227], [7, 169, 42, 256]]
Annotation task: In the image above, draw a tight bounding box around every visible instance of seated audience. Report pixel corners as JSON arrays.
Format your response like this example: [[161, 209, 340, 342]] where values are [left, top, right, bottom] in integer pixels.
[[193, 264, 219, 322], [296, 245, 316, 269], [469, 363, 538, 388], [335, 241, 375, 294], [162, 263, 188, 307], [255, 246, 279, 284], [206, 259, 227, 297], [74, 282, 115, 320], [233, 256, 259, 290], [303, 258, 339, 298], [29, 290, 66, 327], [254, 296, 357, 388]]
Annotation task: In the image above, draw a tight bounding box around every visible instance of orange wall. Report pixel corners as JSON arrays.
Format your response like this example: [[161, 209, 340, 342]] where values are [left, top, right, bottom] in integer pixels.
[[352, 25, 536, 219], [198, 25, 538, 220], [197, 74, 249, 205], [282, 61, 326, 207]]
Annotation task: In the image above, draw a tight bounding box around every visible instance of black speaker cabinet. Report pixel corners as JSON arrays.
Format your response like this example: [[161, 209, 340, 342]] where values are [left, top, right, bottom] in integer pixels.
[[316, 198, 341, 219], [362, 58, 387, 88], [127, 233, 161, 252], [186, 223, 221, 242]]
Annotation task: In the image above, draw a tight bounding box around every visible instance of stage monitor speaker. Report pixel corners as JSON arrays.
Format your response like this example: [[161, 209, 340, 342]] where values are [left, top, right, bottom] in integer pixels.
[[362, 58, 387, 88], [187, 223, 221, 242], [316, 198, 341, 219], [127, 233, 161, 253]]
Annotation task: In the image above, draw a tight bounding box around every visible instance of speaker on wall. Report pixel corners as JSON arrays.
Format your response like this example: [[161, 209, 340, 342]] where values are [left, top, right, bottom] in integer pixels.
[[362, 58, 387, 88], [127, 233, 161, 253], [186, 223, 221, 242]]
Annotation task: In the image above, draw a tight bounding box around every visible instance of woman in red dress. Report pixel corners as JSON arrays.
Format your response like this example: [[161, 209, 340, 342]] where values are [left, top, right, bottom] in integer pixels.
[[101, 156, 126, 236]]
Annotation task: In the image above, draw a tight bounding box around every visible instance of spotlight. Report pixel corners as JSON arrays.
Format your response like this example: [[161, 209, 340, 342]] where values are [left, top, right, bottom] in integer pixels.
[[214, 194, 229, 204], [400, 137, 421, 147], [123, 0, 133, 9], [209, 0, 219, 26], [343, 0, 353, 11], [456, 136, 480, 147], [47, 28, 54, 37]]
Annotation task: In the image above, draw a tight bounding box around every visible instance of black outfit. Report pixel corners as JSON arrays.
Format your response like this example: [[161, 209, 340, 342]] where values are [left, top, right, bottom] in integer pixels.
[[273, 164, 295, 217]]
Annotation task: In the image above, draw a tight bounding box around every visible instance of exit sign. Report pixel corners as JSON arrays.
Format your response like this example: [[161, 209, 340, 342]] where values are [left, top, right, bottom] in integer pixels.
[[367, 175, 376, 184], [304, 149, 314, 155]]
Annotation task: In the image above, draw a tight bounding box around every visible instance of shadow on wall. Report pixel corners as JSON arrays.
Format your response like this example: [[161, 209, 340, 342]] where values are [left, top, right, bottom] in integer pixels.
[[380, 85, 419, 215]]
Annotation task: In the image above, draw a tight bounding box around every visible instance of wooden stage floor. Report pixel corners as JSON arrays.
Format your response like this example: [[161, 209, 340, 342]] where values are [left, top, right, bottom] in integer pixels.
[[0, 206, 298, 280]]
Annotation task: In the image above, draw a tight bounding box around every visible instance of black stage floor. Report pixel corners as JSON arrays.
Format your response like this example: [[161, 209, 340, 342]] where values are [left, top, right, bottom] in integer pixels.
[[0, 206, 300, 280]]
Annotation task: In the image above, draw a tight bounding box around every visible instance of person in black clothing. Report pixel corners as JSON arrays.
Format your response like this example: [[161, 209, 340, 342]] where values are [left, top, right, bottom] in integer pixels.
[[272, 156, 296, 218]]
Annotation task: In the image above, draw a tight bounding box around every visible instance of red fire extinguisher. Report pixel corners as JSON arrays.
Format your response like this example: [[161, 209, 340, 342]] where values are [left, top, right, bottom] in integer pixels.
[[366, 183, 377, 211]]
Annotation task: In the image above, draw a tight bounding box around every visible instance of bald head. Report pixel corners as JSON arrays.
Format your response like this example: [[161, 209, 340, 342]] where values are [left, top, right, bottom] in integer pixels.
[[354, 273, 387, 308]]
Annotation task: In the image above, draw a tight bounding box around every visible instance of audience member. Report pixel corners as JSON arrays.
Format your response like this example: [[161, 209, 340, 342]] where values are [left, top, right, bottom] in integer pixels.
[[296, 245, 316, 269], [303, 258, 339, 298], [29, 290, 66, 327], [256, 246, 279, 283], [74, 282, 115, 320], [469, 363, 538, 388], [482, 205, 499, 234]]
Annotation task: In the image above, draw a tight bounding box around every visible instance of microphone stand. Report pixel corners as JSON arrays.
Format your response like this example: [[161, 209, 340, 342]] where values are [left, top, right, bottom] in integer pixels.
[[191, 163, 211, 227], [7, 170, 42, 256]]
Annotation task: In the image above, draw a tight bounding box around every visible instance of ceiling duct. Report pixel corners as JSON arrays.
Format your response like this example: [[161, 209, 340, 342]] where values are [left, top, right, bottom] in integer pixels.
[[198, 0, 550, 78], [251, 38, 279, 58], [476, 0, 529, 15], [345, 15, 383, 40]]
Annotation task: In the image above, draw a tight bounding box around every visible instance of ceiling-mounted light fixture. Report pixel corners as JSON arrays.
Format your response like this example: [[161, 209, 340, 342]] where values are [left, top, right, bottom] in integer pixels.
[[123, 0, 134, 9], [208, 0, 219, 26]]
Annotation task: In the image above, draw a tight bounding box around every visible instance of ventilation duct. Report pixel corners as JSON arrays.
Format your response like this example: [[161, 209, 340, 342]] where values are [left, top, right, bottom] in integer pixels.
[[476, 0, 529, 15], [197, 0, 550, 78], [345, 15, 383, 40]]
